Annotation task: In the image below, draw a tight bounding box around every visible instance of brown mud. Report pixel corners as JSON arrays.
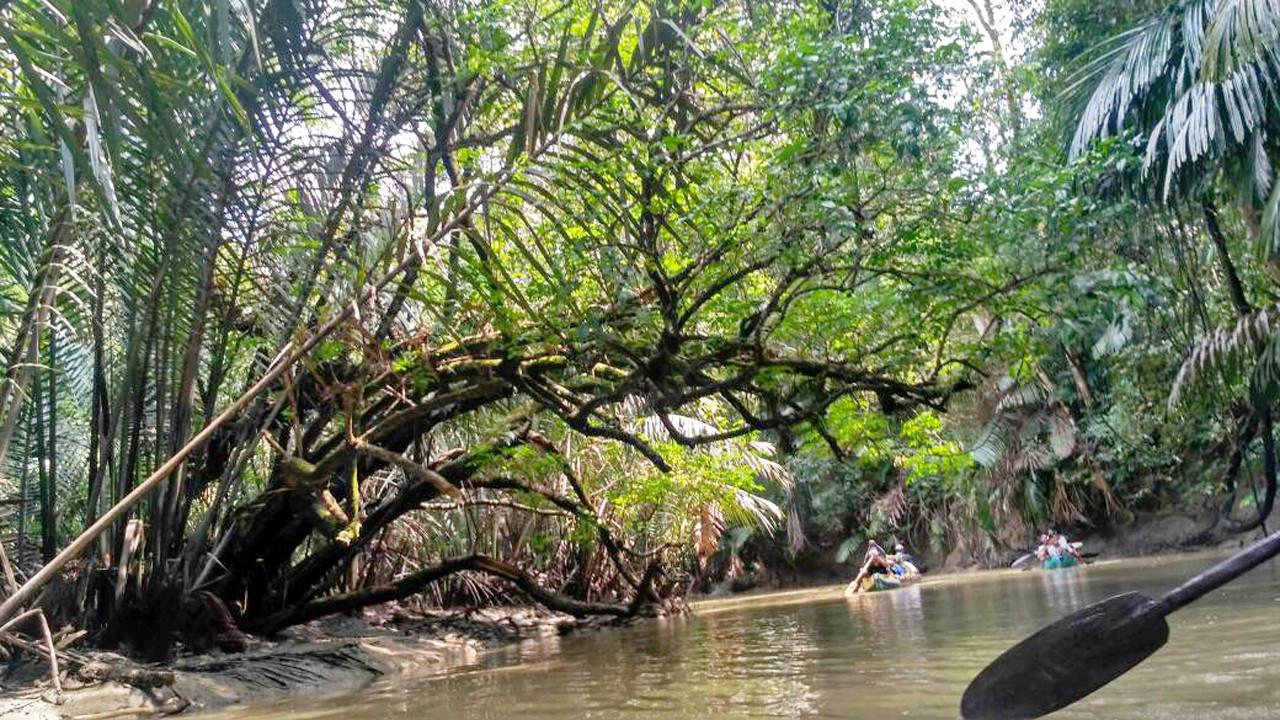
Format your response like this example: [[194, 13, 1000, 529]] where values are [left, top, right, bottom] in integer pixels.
[[0, 607, 581, 719]]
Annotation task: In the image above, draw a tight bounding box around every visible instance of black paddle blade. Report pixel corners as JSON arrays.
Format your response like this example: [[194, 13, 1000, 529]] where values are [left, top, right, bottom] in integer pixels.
[[960, 591, 1169, 719]]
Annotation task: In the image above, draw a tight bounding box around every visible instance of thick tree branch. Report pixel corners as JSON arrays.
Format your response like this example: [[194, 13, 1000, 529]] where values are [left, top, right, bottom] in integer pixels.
[[251, 554, 636, 633]]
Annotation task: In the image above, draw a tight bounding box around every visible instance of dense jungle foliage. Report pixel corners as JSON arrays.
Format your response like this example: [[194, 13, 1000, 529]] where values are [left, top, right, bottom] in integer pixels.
[[1, 0, 1280, 657]]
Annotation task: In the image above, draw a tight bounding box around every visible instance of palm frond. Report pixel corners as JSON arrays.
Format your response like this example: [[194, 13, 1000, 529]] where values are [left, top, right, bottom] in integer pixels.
[[872, 484, 908, 527], [739, 452, 794, 490], [1260, 156, 1280, 254], [639, 413, 719, 441], [1048, 410, 1078, 460], [1249, 323, 1280, 400], [1091, 312, 1134, 359], [1171, 303, 1277, 405], [726, 488, 784, 533], [1202, 0, 1280, 79], [1067, 5, 1184, 158], [1071, 0, 1280, 217], [969, 413, 1014, 468], [694, 503, 722, 568]]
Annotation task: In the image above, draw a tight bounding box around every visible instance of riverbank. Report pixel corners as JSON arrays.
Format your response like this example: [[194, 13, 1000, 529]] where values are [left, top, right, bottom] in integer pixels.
[[2, 506, 1268, 720], [188, 551, 1280, 720], [697, 503, 1272, 601], [690, 538, 1258, 618], [0, 607, 584, 719], [1075, 506, 1270, 558]]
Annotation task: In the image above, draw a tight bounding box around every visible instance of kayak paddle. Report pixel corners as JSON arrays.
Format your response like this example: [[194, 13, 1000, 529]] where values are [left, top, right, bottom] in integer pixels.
[[960, 529, 1280, 719], [1010, 549, 1094, 571], [1011, 542, 1089, 570]]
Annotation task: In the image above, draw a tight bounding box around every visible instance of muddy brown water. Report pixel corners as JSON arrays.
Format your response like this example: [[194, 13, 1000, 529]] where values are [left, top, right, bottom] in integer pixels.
[[201, 551, 1280, 719]]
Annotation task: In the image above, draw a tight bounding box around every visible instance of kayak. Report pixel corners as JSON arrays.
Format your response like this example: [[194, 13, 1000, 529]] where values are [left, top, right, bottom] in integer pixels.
[[1012, 542, 1088, 570], [1042, 555, 1078, 570], [846, 571, 922, 595], [862, 574, 904, 592]]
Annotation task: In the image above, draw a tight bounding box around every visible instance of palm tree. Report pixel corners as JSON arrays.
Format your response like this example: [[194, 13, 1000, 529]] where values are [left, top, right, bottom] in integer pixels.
[[1069, 0, 1280, 530], [1069, 0, 1280, 228]]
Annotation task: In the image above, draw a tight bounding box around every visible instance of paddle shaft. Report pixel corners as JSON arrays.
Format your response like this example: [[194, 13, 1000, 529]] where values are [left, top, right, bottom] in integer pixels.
[[1159, 530, 1280, 615]]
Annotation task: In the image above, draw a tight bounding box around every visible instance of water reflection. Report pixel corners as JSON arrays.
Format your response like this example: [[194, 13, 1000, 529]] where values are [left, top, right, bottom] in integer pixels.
[[845, 583, 926, 648], [696, 608, 821, 716], [1039, 564, 1088, 614], [199, 552, 1280, 720]]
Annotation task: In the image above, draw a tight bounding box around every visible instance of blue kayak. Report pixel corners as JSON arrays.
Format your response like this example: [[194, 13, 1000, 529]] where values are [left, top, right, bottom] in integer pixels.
[[1042, 555, 1078, 570]]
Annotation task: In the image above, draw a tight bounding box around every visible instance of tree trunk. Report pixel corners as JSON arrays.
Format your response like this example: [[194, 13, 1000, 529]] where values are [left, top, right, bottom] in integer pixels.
[[85, 232, 111, 563], [34, 369, 51, 563], [161, 206, 226, 566], [1202, 201, 1253, 315], [16, 405, 29, 562], [44, 324, 58, 563], [0, 225, 69, 495], [1203, 200, 1276, 532]]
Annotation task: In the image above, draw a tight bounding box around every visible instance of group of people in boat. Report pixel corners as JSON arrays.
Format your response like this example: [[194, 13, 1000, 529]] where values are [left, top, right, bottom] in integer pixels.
[[848, 538, 922, 592], [1034, 528, 1083, 569], [847, 528, 1087, 593]]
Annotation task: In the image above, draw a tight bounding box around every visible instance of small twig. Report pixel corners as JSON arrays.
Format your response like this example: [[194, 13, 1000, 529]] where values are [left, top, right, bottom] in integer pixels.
[[259, 429, 288, 456], [350, 437, 461, 498]]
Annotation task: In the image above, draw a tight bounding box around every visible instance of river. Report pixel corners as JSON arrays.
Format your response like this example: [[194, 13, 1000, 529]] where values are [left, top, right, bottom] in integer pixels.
[[200, 551, 1280, 719]]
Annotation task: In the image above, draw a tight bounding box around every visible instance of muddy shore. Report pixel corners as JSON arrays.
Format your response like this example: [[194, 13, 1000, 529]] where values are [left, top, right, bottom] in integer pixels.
[[0, 607, 583, 720]]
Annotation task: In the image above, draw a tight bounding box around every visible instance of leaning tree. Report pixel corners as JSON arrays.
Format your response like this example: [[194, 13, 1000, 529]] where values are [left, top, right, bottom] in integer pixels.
[[0, 0, 1004, 658]]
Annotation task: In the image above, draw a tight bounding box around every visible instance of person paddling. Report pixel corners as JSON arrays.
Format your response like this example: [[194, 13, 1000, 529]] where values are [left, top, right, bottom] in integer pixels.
[[850, 542, 894, 588], [1052, 529, 1083, 562], [1034, 533, 1051, 562], [863, 537, 886, 563]]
